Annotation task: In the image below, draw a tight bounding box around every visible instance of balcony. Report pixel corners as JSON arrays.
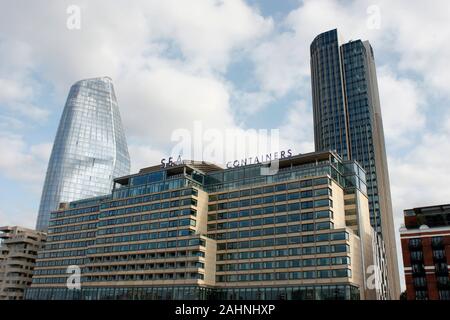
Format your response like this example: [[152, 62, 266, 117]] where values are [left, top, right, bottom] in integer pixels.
[[7, 251, 36, 259]]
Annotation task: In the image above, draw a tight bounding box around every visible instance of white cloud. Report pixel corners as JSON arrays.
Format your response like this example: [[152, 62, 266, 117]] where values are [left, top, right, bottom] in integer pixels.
[[251, 32, 307, 96], [117, 62, 236, 148], [230, 90, 275, 117], [0, 0, 273, 91], [279, 100, 315, 153], [0, 77, 33, 103], [0, 133, 51, 183], [377, 67, 425, 147], [389, 131, 450, 211], [0, 207, 37, 229], [0, 41, 49, 121], [376, 0, 450, 95], [142, 0, 273, 72], [128, 145, 166, 173]]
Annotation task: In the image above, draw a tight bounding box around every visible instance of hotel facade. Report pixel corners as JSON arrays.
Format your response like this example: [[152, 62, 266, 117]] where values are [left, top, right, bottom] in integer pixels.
[[27, 151, 385, 300]]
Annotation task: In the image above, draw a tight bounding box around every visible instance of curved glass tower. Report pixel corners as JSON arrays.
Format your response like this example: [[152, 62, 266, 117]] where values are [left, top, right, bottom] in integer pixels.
[[36, 77, 130, 231]]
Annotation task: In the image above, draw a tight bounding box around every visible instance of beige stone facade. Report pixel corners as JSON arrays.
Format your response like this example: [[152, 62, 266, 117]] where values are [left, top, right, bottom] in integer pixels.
[[27, 151, 382, 300], [0, 226, 46, 300]]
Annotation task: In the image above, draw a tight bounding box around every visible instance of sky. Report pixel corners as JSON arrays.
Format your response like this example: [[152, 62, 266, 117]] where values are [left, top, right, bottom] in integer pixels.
[[1, 0, 450, 290]]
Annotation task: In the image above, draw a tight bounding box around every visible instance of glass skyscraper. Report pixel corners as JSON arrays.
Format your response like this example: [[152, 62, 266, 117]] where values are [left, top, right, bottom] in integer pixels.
[[36, 77, 130, 231], [310, 29, 400, 299]]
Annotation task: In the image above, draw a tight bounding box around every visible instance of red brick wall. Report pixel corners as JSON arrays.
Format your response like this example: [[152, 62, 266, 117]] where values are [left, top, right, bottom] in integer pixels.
[[400, 231, 450, 300]]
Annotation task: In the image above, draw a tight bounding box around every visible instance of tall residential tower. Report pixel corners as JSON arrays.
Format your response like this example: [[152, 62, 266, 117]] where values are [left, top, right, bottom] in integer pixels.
[[310, 29, 400, 299], [36, 77, 130, 231]]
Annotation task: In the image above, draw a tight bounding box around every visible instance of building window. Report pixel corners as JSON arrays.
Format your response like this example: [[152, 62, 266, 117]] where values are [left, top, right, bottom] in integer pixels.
[[413, 277, 427, 289], [408, 238, 422, 249], [433, 250, 446, 261], [415, 290, 428, 300], [410, 251, 423, 262], [431, 236, 444, 248]]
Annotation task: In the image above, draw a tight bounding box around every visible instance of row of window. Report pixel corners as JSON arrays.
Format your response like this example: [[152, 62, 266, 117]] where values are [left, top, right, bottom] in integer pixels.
[[208, 210, 333, 230], [217, 244, 349, 261], [209, 207, 333, 221], [51, 205, 99, 220], [50, 205, 197, 233], [210, 223, 334, 240], [44, 240, 95, 251], [45, 228, 197, 250], [36, 258, 85, 268], [206, 169, 335, 194], [38, 237, 207, 259], [49, 214, 98, 227], [48, 231, 96, 242], [88, 261, 204, 273], [34, 261, 205, 276], [111, 178, 188, 200], [216, 269, 352, 282], [48, 223, 97, 235], [106, 188, 197, 209], [410, 249, 447, 262], [217, 256, 350, 271], [217, 237, 350, 251], [68, 195, 109, 210], [36, 250, 202, 267], [38, 249, 86, 259], [213, 188, 331, 204], [99, 200, 197, 221], [26, 284, 360, 300], [85, 272, 205, 282], [129, 171, 164, 186], [88, 238, 207, 254], [99, 215, 196, 229], [97, 211, 197, 235], [209, 198, 332, 211], [33, 272, 205, 284], [409, 237, 445, 248], [208, 178, 331, 201], [95, 227, 195, 244]]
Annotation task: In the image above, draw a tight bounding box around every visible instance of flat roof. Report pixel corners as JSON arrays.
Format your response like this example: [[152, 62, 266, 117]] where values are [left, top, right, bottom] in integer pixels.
[[113, 150, 351, 187]]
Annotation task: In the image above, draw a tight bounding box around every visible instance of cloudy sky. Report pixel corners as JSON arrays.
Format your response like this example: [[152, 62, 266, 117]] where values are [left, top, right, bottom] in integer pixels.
[[1, 0, 450, 289]]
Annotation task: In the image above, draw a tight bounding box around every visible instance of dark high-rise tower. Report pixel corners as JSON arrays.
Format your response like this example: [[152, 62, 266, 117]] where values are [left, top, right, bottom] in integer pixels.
[[310, 29, 400, 299]]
